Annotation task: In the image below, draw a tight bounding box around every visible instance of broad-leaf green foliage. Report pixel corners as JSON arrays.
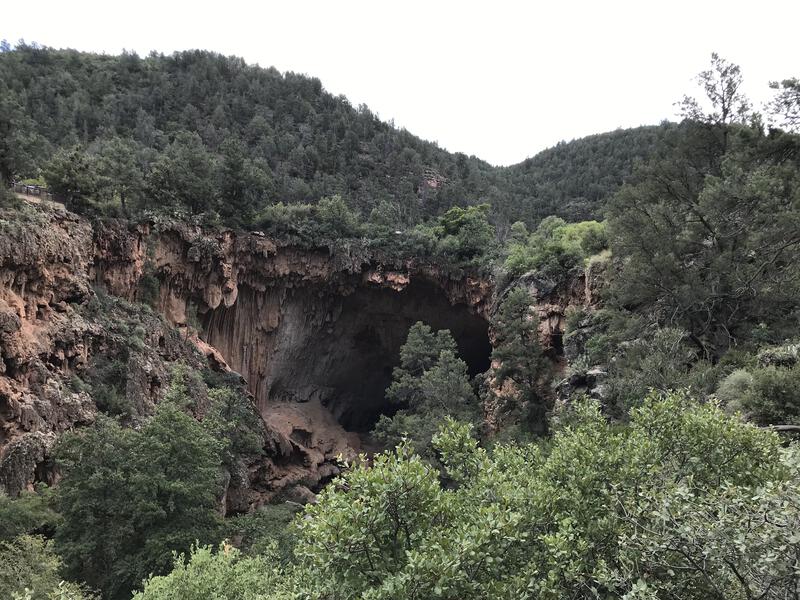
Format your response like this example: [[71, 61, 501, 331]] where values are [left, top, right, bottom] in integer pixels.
[[0, 534, 92, 600], [294, 442, 447, 598], [0, 486, 59, 542], [53, 379, 225, 600], [716, 342, 800, 425], [372, 322, 479, 456], [136, 393, 797, 599], [490, 288, 552, 433], [616, 447, 800, 600], [255, 194, 362, 243], [273, 393, 792, 599], [436, 203, 495, 260], [224, 503, 301, 563], [134, 544, 282, 600], [256, 199, 496, 270], [504, 217, 607, 279]]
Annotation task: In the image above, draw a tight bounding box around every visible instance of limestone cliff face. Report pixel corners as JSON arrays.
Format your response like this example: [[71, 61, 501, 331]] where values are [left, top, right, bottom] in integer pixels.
[[0, 203, 97, 495], [0, 204, 260, 503], [1, 199, 597, 506], [90, 220, 496, 499]]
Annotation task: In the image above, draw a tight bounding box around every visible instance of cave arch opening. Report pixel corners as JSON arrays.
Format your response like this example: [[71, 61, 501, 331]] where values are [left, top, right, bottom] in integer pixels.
[[202, 277, 492, 435], [335, 279, 490, 432]]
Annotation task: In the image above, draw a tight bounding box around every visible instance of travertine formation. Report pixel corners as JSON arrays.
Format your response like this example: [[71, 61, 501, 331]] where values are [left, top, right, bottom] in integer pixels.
[[1, 199, 597, 506]]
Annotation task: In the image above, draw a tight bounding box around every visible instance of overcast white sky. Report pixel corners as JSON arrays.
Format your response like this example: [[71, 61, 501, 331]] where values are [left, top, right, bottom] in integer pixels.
[[3, 0, 799, 166]]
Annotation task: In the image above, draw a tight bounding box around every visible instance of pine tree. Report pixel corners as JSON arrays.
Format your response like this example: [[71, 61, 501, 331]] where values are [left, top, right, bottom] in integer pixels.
[[491, 288, 552, 433]]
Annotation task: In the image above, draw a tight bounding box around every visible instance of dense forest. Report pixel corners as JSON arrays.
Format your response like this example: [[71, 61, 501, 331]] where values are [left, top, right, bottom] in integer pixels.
[[2, 44, 800, 600], [0, 42, 663, 230]]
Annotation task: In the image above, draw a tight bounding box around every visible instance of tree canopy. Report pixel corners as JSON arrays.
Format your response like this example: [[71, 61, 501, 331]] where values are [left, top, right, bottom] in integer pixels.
[[0, 43, 664, 229], [53, 382, 224, 599]]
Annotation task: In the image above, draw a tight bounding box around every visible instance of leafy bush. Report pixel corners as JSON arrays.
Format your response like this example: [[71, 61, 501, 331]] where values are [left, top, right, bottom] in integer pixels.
[[136, 392, 800, 599], [0, 486, 59, 542], [504, 217, 607, 278], [285, 394, 789, 599], [715, 368, 754, 407], [717, 363, 800, 425], [223, 503, 301, 562], [136, 269, 160, 308], [0, 535, 93, 600], [134, 544, 278, 600], [564, 305, 588, 335], [83, 355, 131, 417], [437, 203, 495, 259], [757, 342, 799, 368], [315, 195, 362, 237]]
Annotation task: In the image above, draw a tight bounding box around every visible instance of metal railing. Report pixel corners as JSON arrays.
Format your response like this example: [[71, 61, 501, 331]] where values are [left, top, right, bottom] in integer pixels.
[[11, 182, 55, 201]]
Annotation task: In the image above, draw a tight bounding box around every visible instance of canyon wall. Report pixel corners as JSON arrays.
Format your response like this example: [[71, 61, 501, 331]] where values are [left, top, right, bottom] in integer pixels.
[[1, 199, 597, 506]]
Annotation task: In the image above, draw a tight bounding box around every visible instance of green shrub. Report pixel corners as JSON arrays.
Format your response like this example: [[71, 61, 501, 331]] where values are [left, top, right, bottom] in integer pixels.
[[136, 269, 160, 308], [0, 486, 59, 542], [718, 364, 800, 426], [715, 369, 755, 408], [315, 194, 362, 237], [603, 327, 720, 416], [757, 343, 799, 368], [224, 503, 300, 561], [84, 355, 131, 417], [0, 535, 93, 600], [564, 306, 588, 334], [134, 544, 277, 600], [504, 217, 607, 279]]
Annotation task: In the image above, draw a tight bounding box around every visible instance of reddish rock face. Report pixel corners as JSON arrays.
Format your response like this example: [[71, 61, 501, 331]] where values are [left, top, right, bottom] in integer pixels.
[[1, 200, 596, 507], [90, 220, 497, 498]]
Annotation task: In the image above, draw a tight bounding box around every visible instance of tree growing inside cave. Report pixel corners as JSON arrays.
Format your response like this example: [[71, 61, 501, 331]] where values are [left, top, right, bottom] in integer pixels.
[[372, 322, 479, 456]]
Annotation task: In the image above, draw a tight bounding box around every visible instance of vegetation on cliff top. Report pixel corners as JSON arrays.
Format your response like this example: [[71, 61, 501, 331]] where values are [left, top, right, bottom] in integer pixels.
[[1, 49, 800, 600], [0, 42, 663, 231]]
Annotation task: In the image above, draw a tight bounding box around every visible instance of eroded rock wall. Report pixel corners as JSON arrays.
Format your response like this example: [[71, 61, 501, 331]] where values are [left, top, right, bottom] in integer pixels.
[[1, 199, 599, 506], [90, 220, 497, 495], [0, 203, 97, 495]]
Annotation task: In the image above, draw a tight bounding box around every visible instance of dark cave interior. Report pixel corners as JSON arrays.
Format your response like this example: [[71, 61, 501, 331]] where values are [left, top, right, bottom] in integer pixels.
[[260, 279, 492, 432]]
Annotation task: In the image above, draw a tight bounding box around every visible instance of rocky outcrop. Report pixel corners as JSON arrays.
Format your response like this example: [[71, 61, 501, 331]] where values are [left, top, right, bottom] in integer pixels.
[[0, 203, 97, 495], [481, 262, 605, 432], [0, 203, 258, 502], [89, 218, 495, 496], [1, 199, 598, 506], [0, 202, 494, 504]]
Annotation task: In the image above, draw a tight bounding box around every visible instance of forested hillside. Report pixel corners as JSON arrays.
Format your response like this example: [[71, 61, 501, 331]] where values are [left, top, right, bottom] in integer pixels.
[[0, 42, 661, 228], [2, 45, 800, 600], [500, 124, 672, 222]]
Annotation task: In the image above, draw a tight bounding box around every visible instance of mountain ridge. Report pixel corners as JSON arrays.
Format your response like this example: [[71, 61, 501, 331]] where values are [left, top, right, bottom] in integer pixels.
[[0, 43, 668, 227]]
